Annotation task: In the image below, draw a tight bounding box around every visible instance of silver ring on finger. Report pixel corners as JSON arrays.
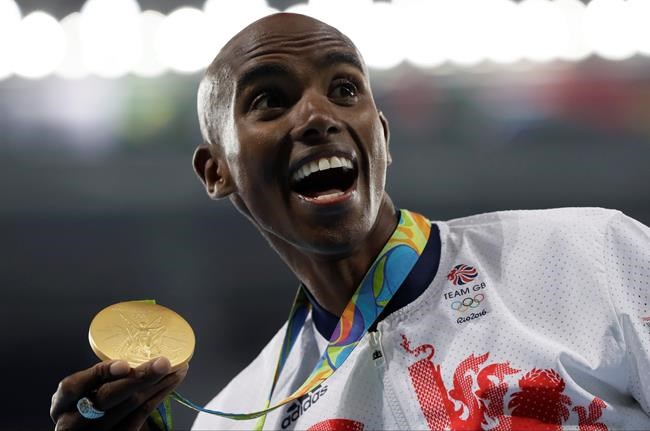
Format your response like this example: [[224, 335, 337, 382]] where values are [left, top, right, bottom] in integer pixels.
[[76, 397, 105, 420]]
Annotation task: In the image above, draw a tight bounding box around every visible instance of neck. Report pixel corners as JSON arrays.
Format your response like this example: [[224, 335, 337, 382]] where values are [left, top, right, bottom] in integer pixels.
[[268, 195, 398, 317]]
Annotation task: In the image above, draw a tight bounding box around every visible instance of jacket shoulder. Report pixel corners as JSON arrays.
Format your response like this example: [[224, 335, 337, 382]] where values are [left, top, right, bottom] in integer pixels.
[[443, 207, 621, 230]]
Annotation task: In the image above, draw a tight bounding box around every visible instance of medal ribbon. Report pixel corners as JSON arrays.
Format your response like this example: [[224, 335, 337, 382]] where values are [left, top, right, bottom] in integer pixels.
[[171, 209, 430, 427]]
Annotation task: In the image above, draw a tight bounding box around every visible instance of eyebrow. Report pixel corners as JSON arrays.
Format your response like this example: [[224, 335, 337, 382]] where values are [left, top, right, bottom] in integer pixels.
[[235, 50, 365, 95], [236, 62, 293, 94], [317, 51, 364, 73]]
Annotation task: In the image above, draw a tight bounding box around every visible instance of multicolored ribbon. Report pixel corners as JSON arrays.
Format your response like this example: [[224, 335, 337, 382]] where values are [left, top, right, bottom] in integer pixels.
[[171, 209, 431, 429]]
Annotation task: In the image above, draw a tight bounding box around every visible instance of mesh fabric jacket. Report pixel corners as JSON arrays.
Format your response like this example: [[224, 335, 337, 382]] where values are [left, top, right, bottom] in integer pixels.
[[193, 208, 650, 431]]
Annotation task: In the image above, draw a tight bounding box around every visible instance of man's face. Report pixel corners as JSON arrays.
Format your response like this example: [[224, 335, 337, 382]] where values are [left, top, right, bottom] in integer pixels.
[[210, 14, 390, 256]]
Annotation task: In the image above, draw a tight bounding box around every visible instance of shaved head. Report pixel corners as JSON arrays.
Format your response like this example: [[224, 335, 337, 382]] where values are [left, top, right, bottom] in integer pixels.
[[192, 10, 392, 267], [197, 13, 366, 148]]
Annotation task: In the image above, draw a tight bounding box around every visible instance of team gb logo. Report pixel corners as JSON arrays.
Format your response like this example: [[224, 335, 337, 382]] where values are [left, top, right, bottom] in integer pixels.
[[447, 264, 478, 285]]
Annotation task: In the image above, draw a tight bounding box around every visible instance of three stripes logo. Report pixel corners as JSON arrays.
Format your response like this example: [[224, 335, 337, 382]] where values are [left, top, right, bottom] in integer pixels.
[[281, 385, 328, 429]]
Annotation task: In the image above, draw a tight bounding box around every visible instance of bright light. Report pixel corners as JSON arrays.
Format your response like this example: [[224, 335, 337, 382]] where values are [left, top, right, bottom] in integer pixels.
[[13, 12, 65, 79], [347, 1, 404, 69], [155, 8, 212, 73], [483, 0, 524, 64], [553, 0, 591, 61], [0, 0, 21, 79], [0, 0, 20, 23], [301, 0, 372, 36], [287, 0, 406, 70], [397, 0, 493, 68], [1, 0, 648, 80], [583, 0, 636, 61], [446, 0, 492, 66], [57, 13, 87, 79], [132, 10, 167, 77], [628, 0, 650, 56], [284, 3, 312, 16], [203, 0, 277, 58], [518, 0, 565, 63], [394, 0, 448, 68], [80, 0, 142, 78]]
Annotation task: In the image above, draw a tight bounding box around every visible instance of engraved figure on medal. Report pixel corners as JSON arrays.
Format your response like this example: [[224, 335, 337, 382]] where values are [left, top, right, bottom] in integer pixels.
[[90, 301, 195, 369], [97, 307, 186, 365], [118, 311, 168, 362]]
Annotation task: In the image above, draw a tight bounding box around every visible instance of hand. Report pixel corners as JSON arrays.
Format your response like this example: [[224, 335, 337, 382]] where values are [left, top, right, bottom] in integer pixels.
[[51, 357, 188, 431]]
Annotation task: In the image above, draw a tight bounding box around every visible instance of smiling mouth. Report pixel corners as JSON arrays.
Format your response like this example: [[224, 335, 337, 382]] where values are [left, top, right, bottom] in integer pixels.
[[289, 155, 357, 204]]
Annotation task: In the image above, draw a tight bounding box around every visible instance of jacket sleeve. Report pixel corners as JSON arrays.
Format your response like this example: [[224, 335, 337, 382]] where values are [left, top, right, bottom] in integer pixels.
[[604, 211, 650, 414]]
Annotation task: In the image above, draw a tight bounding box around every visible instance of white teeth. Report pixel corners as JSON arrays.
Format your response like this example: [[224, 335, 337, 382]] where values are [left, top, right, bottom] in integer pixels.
[[318, 158, 331, 171], [292, 155, 354, 183]]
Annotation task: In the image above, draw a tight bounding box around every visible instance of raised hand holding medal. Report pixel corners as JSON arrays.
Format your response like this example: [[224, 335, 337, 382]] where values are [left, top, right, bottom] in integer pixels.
[[49, 301, 190, 431], [50, 210, 429, 431]]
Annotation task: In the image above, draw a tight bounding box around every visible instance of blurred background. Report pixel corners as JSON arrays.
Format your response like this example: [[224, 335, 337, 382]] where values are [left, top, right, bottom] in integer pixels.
[[1, 0, 649, 429]]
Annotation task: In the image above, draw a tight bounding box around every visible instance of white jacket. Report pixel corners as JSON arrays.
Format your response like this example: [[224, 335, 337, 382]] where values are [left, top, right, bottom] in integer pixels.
[[193, 208, 650, 431]]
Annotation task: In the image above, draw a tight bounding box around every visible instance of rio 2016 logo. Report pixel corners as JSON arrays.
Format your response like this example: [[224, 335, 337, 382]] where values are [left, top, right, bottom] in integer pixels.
[[457, 308, 488, 324], [451, 293, 485, 312]]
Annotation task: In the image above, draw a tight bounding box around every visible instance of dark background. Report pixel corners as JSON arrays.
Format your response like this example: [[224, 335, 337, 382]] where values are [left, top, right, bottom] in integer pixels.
[[2, 0, 650, 430]]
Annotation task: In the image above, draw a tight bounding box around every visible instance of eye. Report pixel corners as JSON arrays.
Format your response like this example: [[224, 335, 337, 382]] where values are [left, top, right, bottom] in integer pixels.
[[329, 79, 358, 103], [250, 90, 287, 111]]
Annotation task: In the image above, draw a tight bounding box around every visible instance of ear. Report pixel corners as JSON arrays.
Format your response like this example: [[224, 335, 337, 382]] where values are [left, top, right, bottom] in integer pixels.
[[378, 110, 392, 166], [192, 143, 235, 199]]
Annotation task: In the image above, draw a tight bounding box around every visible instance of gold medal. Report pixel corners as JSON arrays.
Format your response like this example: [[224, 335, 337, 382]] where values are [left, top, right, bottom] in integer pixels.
[[89, 301, 195, 370]]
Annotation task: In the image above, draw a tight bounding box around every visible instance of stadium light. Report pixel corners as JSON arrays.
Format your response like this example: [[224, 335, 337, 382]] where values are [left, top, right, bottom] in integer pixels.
[[353, 1, 405, 69], [1, 0, 650, 80], [518, 0, 565, 63], [448, 0, 494, 67], [483, 0, 524, 64], [553, 0, 591, 61], [80, 0, 142, 78], [132, 10, 167, 77], [393, 0, 448, 68], [584, 0, 636, 61], [14, 12, 65, 79], [0, 0, 21, 79], [628, 0, 650, 57], [284, 3, 311, 16], [204, 0, 277, 55], [286, 0, 406, 69], [57, 13, 88, 79], [155, 8, 212, 73], [301, 0, 372, 39]]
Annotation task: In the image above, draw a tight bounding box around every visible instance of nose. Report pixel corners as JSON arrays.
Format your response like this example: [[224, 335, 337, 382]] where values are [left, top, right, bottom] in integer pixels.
[[290, 91, 342, 144]]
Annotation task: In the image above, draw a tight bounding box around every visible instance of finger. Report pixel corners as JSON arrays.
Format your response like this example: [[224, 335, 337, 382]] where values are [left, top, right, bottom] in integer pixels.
[[118, 369, 188, 431], [54, 411, 79, 431], [54, 410, 108, 431], [100, 366, 188, 431], [53, 366, 187, 431], [92, 357, 173, 411], [118, 385, 177, 431], [51, 360, 130, 423]]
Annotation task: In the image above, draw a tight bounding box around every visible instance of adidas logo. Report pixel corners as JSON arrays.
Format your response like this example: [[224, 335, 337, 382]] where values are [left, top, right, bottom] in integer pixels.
[[281, 384, 328, 429]]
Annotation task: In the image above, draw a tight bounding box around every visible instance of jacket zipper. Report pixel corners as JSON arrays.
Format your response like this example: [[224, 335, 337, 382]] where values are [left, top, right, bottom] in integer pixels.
[[369, 330, 385, 367], [368, 329, 410, 429]]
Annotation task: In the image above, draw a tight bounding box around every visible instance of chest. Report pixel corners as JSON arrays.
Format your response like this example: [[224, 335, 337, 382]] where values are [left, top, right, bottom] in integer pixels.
[[264, 264, 631, 431]]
